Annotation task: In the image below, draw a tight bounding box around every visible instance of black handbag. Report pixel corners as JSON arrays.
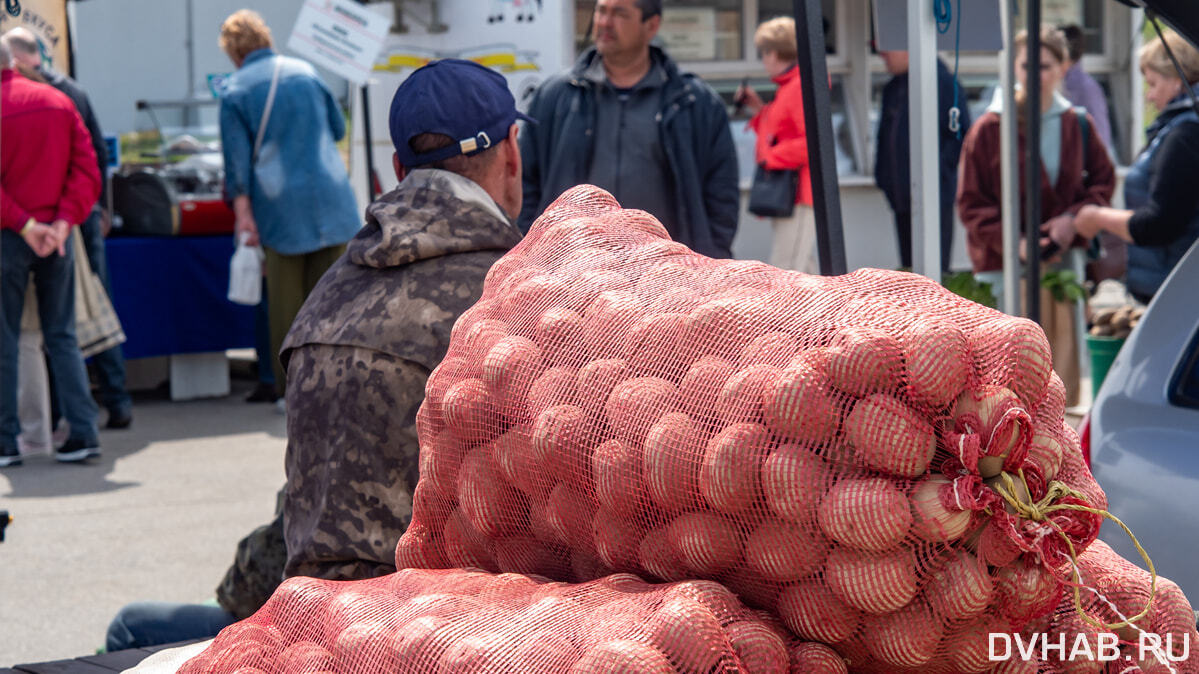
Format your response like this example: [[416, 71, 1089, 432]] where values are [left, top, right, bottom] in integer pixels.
[[748, 165, 798, 218]]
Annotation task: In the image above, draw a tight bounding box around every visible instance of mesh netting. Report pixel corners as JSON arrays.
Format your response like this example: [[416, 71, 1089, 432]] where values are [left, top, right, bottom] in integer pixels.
[[175, 185, 1195, 674], [1033, 540, 1198, 674], [178, 568, 849, 673], [391, 185, 1117, 670]]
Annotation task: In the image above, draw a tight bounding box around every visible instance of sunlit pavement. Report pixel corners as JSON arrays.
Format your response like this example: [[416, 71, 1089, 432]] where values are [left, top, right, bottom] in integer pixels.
[[0, 377, 286, 666]]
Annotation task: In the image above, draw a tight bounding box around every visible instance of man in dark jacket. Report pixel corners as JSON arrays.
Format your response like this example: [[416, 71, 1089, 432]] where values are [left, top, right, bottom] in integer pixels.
[[280, 59, 527, 580], [518, 0, 740, 259], [0, 40, 101, 467], [5, 27, 133, 430], [874, 50, 971, 272]]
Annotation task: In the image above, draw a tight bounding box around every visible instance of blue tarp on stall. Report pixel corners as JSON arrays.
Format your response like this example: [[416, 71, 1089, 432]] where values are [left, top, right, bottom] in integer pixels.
[[105, 235, 255, 360]]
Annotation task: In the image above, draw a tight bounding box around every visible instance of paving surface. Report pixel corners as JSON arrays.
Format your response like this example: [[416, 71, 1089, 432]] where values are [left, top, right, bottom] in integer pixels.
[[0, 379, 286, 666]]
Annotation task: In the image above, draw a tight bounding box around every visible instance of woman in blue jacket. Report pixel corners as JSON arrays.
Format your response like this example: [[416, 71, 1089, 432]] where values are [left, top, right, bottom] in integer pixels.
[[218, 10, 362, 395], [1075, 29, 1199, 303]]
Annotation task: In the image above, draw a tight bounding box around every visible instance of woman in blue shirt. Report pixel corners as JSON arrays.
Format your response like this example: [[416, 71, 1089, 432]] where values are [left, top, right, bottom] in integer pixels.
[[218, 10, 362, 395]]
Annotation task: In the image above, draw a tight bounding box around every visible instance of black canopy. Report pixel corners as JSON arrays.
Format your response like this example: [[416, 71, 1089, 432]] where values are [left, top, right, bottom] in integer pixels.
[[1114, 0, 1199, 48]]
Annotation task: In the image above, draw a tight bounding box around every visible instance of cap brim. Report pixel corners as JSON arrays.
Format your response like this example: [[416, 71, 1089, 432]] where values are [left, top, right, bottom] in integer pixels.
[[516, 111, 539, 126]]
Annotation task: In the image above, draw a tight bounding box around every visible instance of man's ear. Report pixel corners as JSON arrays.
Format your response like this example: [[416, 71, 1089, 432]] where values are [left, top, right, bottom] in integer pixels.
[[393, 152, 407, 183], [505, 124, 521, 177], [644, 14, 661, 40]]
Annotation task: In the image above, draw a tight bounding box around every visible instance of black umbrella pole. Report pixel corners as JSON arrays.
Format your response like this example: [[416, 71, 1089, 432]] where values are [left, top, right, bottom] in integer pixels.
[[792, 0, 847, 276], [1024, 2, 1042, 323]]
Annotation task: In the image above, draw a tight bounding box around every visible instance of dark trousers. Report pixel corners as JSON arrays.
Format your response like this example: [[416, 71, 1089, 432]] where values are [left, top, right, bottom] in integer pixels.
[[893, 201, 956, 272], [264, 244, 345, 392], [254, 285, 275, 387], [1, 230, 99, 451], [79, 211, 131, 415]]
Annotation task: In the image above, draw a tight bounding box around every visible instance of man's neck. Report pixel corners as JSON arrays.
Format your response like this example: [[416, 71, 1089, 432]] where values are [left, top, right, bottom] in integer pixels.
[[602, 49, 653, 89]]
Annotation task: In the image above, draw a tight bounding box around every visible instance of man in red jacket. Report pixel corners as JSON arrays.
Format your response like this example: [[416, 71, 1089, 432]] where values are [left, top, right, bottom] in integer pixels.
[[0, 40, 102, 467]]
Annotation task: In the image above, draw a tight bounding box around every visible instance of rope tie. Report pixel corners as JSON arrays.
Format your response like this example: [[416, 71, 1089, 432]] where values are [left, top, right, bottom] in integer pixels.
[[950, 474, 966, 511], [1061, 551, 1180, 674], [988, 470, 1157, 633]]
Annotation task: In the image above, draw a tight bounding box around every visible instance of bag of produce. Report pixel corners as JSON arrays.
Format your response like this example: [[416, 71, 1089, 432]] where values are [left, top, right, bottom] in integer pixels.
[[179, 568, 848, 673], [396, 185, 1122, 670]]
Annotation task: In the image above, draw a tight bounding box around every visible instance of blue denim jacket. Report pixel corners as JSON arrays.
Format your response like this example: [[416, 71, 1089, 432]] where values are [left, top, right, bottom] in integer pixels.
[[220, 48, 361, 255]]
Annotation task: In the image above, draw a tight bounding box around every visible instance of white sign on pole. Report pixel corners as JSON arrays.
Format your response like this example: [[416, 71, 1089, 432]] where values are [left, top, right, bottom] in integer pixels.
[[287, 0, 390, 85]]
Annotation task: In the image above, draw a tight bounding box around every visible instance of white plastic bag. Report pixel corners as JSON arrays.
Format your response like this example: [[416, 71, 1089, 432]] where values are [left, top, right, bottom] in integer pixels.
[[227, 233, 264, 306]]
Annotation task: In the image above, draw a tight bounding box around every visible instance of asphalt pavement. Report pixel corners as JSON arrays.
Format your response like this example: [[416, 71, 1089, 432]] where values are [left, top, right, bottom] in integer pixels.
[[0, 376, 286, 666]]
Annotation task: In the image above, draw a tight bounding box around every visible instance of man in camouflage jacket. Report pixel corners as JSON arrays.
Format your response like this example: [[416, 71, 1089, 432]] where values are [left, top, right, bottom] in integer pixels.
[[279, 59, 529, 580]]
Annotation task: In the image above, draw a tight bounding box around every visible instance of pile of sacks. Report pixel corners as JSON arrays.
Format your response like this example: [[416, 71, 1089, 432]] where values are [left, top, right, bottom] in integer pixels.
[[185, 186, 1196, 673]]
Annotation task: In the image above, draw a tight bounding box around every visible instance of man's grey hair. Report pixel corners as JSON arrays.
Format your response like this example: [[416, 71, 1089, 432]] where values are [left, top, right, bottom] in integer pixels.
[[406, 132, 502, 182], [0, 38, 11, 69], [2, 27, 38, 56], [636, 0, 662, 20]]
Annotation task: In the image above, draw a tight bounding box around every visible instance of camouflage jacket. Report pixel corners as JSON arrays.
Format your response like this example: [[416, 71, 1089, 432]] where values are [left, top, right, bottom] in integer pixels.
[[279, 169, 522, 581]]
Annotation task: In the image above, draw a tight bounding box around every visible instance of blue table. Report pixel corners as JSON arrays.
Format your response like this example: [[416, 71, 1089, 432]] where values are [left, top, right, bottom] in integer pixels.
[[105, 236, 255, 360]]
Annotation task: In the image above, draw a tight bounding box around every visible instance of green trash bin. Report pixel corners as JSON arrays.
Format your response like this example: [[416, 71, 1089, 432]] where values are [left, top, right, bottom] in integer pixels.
[[1087, 335, 1126, 400]]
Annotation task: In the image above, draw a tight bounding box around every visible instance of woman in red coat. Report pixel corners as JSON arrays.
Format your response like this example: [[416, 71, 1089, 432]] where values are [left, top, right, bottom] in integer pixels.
[[738, 17, 816, 273]]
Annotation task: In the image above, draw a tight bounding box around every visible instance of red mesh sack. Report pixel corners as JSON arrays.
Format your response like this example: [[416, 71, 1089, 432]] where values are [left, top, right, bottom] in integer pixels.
[[398, 185, 1131, 669], [179, 568, 849, 673], [1010, 540, 1198, 674]]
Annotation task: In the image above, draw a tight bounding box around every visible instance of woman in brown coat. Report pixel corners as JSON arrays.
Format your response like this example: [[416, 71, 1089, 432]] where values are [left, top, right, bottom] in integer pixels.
[[957, 26, 1115, 405]]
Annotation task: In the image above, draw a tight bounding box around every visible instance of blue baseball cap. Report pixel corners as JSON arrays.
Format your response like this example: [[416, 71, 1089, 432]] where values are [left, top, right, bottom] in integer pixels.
[[389, 59, 536, 168]]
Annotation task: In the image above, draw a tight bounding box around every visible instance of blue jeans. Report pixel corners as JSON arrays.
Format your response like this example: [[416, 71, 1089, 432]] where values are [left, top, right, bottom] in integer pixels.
[[106, 601, 237, 652], [1, 230, 99, 451], [79, 211, 131, 415]]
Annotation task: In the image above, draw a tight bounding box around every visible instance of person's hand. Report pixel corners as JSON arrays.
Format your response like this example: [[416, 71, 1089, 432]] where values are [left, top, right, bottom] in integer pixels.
[[1039, 213, 1076, 263], [236, 214, 260, 248], [100, 209, 113, 237], [50, 219, 71, 257], [1073, 204, 1103, 239], [735, 85, 765, 116], [21, 223, 59, 257]]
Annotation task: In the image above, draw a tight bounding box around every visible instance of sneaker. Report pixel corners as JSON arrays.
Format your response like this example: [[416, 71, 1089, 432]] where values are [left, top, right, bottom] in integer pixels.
[[245, 382, 279, 404], [56, 437, 100, 463], [0, 447, 21, 468], [106, 408, 132, 430]]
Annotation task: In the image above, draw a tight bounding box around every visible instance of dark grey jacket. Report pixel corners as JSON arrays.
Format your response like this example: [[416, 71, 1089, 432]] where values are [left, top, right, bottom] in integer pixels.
[[38, 65, 108, 208], [518, 46, 740, 259]]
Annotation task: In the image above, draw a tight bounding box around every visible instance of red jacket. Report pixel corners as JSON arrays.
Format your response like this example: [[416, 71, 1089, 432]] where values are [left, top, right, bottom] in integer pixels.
[[748, 65, 813, 206], [957, 108, 1115, 273], [1, 69, 100, 231]]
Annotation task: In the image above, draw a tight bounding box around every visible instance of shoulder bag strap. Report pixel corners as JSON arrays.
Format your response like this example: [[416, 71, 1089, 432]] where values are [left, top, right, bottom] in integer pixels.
[[253, 56, 283, 163], [1075, 107, 1090, 182]]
